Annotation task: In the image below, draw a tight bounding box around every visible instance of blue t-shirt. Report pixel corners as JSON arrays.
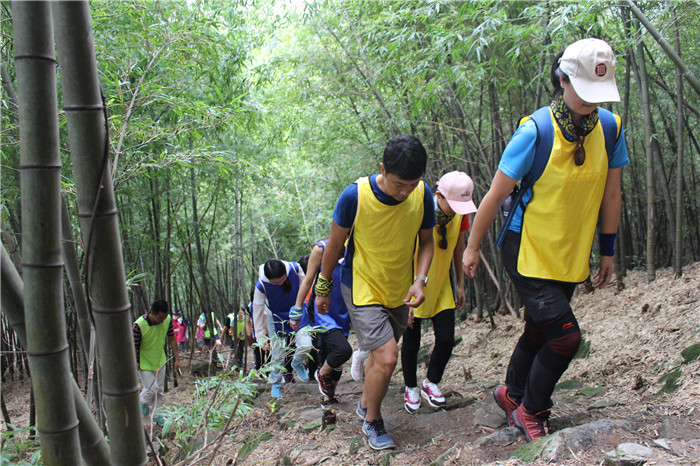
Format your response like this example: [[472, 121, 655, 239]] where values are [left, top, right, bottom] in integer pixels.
[[332, 174, 436, 287], [498, 117, 630, 232]]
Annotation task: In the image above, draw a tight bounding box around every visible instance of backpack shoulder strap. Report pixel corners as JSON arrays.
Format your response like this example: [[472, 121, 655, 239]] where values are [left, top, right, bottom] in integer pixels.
[[495, 107, 552, 247], [597, 107, 618, 161], [524, 106, 554, 188]]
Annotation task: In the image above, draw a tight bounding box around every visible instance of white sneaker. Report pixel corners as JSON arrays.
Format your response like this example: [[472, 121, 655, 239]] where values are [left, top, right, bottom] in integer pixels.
[[421, 379, 446, 407], [404, 386, 421, 413], [351, 349, 369, 381]]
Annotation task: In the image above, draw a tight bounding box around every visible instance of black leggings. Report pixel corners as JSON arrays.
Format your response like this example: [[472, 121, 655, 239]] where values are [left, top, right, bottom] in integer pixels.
[[318, 328, 352, 370], [401, 308, 455, 388], [502, 231, 582, 415]]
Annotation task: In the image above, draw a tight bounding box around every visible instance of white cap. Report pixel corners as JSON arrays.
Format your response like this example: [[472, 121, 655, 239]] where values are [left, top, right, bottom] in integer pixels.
[[559, 38, 620, 103], [436, 171, 477, 215]]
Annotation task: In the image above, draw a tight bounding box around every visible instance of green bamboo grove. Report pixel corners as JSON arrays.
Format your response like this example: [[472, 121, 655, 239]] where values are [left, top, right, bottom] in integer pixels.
[[1, 1, 699, 463]]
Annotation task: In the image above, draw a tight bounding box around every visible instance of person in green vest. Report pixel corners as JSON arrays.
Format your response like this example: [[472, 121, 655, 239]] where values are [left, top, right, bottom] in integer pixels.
[[197, 310, 223, 353], [132, 299, 181, 424], [225, 307, 248, 368]]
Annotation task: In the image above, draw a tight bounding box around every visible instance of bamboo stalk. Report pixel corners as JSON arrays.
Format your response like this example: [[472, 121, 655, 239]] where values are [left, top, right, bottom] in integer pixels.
[[12, 1, 82, 463], [51, 2, 147, 464]]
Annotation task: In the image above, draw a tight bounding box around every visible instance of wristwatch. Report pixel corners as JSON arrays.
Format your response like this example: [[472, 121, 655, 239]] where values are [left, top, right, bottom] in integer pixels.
[[414, 274, 428, 286]]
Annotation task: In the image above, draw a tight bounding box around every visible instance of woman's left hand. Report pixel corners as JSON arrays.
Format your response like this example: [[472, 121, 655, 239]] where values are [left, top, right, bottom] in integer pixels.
[[455, 288, 466, 311], [593, 256, 614, 288]]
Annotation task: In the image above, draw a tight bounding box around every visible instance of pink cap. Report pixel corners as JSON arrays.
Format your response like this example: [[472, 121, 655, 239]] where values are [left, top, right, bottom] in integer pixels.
[[436, 171, 477, 215]]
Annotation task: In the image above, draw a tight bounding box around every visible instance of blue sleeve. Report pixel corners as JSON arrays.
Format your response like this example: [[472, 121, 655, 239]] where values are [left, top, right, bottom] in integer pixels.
[[609, 126, 630, 169], [497, 119, 538, 181], [332, 183, 358, 228], [421, 184, 437, 230]]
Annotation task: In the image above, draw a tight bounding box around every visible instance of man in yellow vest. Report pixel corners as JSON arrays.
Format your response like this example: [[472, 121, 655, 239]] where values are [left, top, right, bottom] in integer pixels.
[[133, 299, 181, 424], [315, 135, 435, 451]]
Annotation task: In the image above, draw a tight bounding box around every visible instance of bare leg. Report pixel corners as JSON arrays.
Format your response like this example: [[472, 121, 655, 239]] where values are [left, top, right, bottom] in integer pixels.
[[363, 338, 398, 422]]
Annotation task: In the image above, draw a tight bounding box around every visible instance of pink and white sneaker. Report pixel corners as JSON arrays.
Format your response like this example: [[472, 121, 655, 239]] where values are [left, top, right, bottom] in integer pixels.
[[404, 386, 421, 413], [421, 379, 446, 408]]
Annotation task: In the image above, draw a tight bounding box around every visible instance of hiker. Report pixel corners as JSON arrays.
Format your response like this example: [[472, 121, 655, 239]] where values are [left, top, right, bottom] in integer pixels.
[[291, 252, 320, 377], [197, 310, 223, 353], [247, 289, 269, 371], [401, 171, 477, 413], [292, 239, 353, 408], [315, 135, 436, 450], [462, 38, 629, 442], [225, 307, 248, 368], [132, 299, 181, 424], [252, 259, 312, 399], [172, 310, 188, 352]]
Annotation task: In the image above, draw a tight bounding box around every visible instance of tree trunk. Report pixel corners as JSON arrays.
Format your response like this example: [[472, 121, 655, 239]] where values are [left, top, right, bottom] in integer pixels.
[[12, 1, 82, 463], [51, 2, 147, 464], [190, 164, 214, 337], [2, 246, 111, 465], [61, 196, 94, 380], [636, 32, 656, 281], [673, 6, 684, 277], [624, 0, 700, 98]]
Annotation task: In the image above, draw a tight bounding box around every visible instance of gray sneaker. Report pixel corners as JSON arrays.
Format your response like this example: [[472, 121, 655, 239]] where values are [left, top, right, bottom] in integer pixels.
[[356, 399, 367, 420], [362, 418, 395, 450]]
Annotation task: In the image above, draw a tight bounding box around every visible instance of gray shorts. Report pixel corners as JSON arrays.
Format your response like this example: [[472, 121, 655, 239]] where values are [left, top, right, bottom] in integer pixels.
[[341, 284, 409, 352]]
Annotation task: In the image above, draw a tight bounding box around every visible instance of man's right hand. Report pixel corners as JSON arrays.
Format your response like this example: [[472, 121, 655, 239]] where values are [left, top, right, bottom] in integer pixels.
[[315, 296, 330, 315], [462, 246, 480, 278]]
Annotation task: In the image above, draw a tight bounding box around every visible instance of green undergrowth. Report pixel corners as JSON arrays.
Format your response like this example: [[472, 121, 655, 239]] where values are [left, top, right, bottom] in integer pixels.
[[161, 367, 269, 461]]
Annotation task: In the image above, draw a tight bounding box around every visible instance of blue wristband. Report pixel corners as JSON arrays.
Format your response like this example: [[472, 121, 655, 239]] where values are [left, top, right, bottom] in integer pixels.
[[289, 305, 302, 321], [599, 233, 617, 257]]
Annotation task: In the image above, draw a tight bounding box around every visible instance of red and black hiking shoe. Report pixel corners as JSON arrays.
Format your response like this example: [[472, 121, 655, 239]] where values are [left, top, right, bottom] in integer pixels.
[[511, 404, 550, 443], [315, 369, 335, 398], [493, 386, 520, 426], [321, 396, 340, 408]]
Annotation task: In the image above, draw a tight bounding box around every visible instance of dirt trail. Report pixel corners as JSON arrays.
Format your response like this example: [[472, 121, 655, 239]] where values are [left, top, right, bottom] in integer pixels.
[[161, 263, 699, 465], [2, 264, 699, 464]]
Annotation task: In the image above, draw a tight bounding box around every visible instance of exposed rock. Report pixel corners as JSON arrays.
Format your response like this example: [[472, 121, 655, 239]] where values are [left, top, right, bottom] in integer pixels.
[[588, 398, 625, 409], [473, 426, 521, 447], [444, 396, 476, 411], [554, 379, 584, 391], [604, 442, 653, 466], [658, 416, 700, 440], [512, 418, 635, 463], [580, 386, 606, 398], [653, 438, 671, 451], [301, 418, 322, 433], [472, 399, 507, 428], [296, 407, 324, 425]]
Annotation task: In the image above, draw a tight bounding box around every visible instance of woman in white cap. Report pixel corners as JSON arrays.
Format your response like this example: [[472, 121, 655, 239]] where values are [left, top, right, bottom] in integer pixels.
[[462, 38, 629, 442], [402, 171, 477, 414]]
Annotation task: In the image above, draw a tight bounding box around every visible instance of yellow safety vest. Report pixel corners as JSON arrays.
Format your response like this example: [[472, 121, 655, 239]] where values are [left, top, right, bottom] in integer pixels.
[[518, 110, 620, 282], [352, 177, 425, 308], [413, 214, 462, 318], [135, 315, 171, 371]]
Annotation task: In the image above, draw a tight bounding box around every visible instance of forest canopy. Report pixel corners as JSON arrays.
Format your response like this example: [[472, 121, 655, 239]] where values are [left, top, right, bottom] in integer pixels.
[[0, 0, 698, 318]]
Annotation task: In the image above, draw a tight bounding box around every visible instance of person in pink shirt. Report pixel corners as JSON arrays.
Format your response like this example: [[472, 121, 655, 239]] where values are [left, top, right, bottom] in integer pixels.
[[173, 310, 188, 352]]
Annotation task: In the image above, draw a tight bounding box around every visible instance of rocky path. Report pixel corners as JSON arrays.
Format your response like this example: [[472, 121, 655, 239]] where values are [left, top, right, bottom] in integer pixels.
[[215, 370, 699, 465]]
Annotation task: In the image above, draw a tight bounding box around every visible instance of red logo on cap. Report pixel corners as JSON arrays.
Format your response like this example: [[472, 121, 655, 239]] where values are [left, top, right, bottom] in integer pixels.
[[595, 63, 607, 77]]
